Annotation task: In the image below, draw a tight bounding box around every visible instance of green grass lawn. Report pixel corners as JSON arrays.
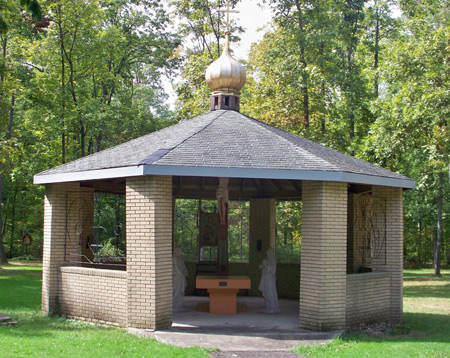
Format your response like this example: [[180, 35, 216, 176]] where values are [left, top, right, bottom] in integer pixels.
[[2, 264, 449, 358], [0, 262, 209, 358], [295, 269, 450, 358]]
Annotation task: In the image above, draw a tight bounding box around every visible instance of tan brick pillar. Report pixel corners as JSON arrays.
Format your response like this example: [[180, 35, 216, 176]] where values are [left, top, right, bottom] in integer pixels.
[[42, 182, 80, 315], [126, 175, 172, 330], [300, 181, 347, 331], [372, 186, 403, 324], [248, 198, 276, 295]]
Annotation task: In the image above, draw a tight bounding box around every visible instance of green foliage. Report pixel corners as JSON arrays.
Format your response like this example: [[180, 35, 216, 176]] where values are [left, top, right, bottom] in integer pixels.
[[93, 238, 125, 263], [0, 0, 179, 261], [227, 201, 249, 263], [174, 199, 199, 261], [363, 1, 450, 266], [94, 192, 125, 247], [242, 0, 378, 155], [276, 201, 302, 263]]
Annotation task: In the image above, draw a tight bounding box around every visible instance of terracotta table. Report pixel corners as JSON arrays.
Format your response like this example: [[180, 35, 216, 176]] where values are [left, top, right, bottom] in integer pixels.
[[196, 275, 251, 314]]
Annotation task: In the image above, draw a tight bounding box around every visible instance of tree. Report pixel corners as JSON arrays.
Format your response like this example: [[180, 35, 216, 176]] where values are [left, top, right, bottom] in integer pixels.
[[364, 0, 450, 274], [0, 0, 179, 261], [0, 0, 44, 263]]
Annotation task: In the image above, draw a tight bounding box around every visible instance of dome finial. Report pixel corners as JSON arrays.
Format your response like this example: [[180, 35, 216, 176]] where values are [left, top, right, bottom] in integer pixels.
[[205, 1, 246, 112]]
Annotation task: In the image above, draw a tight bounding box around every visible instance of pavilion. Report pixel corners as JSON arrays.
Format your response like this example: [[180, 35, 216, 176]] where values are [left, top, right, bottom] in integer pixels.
[[34, 30, 414, 332]]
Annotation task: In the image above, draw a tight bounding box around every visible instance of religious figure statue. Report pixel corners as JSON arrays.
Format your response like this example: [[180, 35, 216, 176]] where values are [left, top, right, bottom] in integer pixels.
[[258, 247, 281, 314], [216, 177, 229, 225], [173, 247, 188, 312]]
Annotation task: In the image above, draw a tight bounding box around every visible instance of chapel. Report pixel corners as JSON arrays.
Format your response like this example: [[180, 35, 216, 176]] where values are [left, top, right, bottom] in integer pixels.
[[34, 12, 414, 331]]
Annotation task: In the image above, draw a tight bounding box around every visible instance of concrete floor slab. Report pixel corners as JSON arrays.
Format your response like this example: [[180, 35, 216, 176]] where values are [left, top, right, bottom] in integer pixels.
[[129, 296, 341, 352]]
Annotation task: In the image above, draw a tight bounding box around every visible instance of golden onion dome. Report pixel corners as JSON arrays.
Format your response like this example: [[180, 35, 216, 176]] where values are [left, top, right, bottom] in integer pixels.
[[205, 34, 246, 93]]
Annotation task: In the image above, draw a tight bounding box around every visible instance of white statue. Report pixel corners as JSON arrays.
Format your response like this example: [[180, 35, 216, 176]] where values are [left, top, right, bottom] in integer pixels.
[[173, 247, 188, 312], [216, 177, 229, 225], [258, 247, 281, 314]]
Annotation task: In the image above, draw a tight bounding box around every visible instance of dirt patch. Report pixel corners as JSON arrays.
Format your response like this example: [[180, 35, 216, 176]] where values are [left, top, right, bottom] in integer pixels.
[[349, 322, 416, 338], [211, 352, 304, 358]]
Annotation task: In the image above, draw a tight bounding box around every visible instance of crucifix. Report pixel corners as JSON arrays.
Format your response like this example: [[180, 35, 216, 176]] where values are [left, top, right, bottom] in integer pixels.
[[218, 0, 239, 33]]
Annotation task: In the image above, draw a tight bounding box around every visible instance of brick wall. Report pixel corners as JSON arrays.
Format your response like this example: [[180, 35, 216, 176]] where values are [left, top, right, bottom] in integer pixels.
[[42, 183, 80, 315], [346, 272, 391, 328], [59, 266, 127, 326], [372, 186, 403, 323], [248, 199, 276, 295], [126, 176, 172, 330], [300, 181, 347, 331]]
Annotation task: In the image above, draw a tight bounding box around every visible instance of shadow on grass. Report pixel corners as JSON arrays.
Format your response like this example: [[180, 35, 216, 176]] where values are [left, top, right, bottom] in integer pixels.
[[404, 284, 450, 299], [0, 313, 117, 340], [404, 271, 450, 280], [337, 312, 450, 345]]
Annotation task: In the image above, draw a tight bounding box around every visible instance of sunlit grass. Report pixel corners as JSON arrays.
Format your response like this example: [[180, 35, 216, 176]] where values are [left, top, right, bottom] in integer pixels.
[[0, 262, 209, 358], [294, 269, 450, 358]]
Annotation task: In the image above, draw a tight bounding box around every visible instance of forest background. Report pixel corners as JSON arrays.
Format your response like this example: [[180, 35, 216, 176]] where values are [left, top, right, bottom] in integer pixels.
[[0, 0, 449, 274]]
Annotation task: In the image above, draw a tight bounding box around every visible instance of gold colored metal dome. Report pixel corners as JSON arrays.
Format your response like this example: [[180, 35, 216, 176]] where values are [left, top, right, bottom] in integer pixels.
[[205, 34, 246, 93]]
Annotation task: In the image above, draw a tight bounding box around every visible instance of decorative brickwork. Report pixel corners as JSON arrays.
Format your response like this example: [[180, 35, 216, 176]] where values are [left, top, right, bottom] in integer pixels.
[[126, 176, 172, 330], [347, 193, 374, 273], [248, 199, 276, 295], [346, 272, 391, 328], [59, 266, 127, 326], [42, 183, 80, 315], [300, 181, 347, 331], [80, 188, 95, 262], [372, 186, 403, 323]]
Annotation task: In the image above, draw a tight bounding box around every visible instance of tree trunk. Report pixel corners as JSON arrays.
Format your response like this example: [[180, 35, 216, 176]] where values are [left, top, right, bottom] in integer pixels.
[[60, 22, 66, 164], [7, 92, 14, 140], [294, 0, 310, 129], [434, 172, 443, 275], [0, 91, 15, 263], [8, 181, 18, 257], [417, 219, 422, 263], [0, 175, 8, 264], [374, 1, 379, 97]]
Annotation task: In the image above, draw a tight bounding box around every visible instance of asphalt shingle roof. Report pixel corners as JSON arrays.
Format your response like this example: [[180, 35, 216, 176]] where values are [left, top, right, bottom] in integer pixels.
[[35, 110, 413, 187]]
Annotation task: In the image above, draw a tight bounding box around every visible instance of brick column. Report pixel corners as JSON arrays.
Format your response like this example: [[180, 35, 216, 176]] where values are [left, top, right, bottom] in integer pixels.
[[248, 198, 276, 295], [372, 186, 403, 323], [300, 181, 347, 331], [42, 182, 80, 315], [126, 175, 172, 330]]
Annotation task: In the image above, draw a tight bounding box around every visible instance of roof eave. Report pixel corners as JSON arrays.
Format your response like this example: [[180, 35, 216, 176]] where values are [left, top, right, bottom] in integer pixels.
[[33, 165, 145, 185], [34, 164, 415, 189]]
